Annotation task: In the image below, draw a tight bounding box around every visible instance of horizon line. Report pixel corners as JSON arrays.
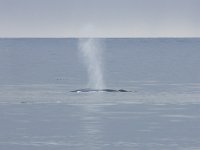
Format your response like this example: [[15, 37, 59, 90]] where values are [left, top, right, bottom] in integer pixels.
[[0, 36, 200, 39]]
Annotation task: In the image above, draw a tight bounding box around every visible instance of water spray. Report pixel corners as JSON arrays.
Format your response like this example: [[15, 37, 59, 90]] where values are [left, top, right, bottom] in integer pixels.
[[78, 38, 105, 89]]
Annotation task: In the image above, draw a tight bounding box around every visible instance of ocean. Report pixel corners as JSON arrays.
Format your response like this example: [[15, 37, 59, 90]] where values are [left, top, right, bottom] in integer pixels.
[[0, 38, 200, 149]]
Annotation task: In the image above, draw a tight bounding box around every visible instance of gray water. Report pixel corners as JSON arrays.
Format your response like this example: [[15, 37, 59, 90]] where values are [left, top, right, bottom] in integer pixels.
[[0, 38, 200, 150]]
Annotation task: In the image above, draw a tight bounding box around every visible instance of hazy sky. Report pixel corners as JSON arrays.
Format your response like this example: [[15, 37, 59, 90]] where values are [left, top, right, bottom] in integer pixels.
[[0, 0, 200, 37]]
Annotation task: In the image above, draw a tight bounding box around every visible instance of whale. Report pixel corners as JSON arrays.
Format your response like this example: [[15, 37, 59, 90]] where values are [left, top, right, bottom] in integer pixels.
[[70, 88, 131, 93]]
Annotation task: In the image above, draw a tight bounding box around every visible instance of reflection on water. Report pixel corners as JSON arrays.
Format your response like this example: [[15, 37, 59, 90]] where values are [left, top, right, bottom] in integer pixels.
[[81, 94, 104, 150], [0, 83, 200, 149]]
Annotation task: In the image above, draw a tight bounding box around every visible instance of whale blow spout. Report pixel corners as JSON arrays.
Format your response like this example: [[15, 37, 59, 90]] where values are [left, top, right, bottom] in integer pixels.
[[79, 38, 105, 89], [70, 88, 131, 93]]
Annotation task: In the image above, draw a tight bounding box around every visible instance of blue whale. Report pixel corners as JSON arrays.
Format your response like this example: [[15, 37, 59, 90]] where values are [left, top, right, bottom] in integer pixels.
[[70, 88, 131, 93]]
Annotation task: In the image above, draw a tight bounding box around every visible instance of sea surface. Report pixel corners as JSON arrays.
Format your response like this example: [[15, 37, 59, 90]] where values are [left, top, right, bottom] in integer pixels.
[[0, 38, 200, 150]]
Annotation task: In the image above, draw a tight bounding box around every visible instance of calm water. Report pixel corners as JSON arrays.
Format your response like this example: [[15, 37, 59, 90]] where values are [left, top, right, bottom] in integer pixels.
[[0, 38, 200, 149]]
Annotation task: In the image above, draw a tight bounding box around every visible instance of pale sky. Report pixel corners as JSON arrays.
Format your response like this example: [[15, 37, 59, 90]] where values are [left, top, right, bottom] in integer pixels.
[[0, 0, 200, 37]]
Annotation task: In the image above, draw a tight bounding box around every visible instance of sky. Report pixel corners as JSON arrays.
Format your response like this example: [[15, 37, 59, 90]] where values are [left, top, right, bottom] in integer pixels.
[[0, 0, 200, 37]]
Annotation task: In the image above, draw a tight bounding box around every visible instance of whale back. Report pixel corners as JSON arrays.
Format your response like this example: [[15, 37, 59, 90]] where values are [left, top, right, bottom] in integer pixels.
[[70, 88, 131, 93]]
